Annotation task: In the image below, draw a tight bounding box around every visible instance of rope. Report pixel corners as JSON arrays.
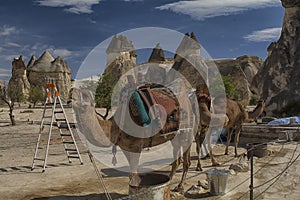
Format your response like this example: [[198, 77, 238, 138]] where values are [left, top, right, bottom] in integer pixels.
[[254, 142, 300, 199], [88, 151, 113, 200]]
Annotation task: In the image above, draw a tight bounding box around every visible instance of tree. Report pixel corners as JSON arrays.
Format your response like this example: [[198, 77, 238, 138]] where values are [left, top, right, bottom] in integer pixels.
[[0, 83, 24, 125], [222, 75, 238, 99], [28, 86, 45, 108], [95, 74, 117, 120], [210, 75, 238, 99]]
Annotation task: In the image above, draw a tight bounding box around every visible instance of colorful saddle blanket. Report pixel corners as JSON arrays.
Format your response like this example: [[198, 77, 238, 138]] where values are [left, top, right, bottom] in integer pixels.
[[129, 84, 180, 134]]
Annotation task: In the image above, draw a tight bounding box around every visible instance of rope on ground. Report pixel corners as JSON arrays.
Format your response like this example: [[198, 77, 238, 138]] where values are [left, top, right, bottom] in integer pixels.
[[226, 137, 287, 200], [254, 142, 300, 199], [88, 151, 113, 200]]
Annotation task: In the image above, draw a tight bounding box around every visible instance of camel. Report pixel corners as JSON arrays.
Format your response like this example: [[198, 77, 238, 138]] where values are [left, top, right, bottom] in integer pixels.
[[72, 80, 197, 192], [214, 98, 265, 157], [248, 100, 266, 120], [194, 96, 265, 170], [195, 94, 228, 171]]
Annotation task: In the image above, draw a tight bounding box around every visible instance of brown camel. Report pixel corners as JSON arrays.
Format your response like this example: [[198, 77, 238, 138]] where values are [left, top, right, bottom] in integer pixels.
[[248, 100, 266, 120], [195, 94, 228, 171], [72, 81, 196, 192], [214, 98, 265, 157]]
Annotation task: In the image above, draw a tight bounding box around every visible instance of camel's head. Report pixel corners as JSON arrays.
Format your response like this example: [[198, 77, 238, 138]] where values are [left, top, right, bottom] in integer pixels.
[[258, 99, 266, 108], [71, 88, 112, 147], [197, 94, 211, 108], [71, 88, 94, 110]]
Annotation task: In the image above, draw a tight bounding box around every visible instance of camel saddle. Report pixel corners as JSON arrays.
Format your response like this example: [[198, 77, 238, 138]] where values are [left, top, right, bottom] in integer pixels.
[[129, 83, 181, 134]]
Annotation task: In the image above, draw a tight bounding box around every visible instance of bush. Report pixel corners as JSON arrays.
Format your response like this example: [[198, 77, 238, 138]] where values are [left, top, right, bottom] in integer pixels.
[[28, 86, 44, 108]]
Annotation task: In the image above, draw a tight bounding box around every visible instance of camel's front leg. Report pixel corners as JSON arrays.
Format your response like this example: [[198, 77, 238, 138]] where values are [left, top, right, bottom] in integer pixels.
[[169, 143, 182, 179], [207, 129, 220, 166], [234, 125, 242, 157], [123, 151, 141, 186], [225, 128, 234, 155], [173, 145, 191, 194], [195, 129, 206, 171]]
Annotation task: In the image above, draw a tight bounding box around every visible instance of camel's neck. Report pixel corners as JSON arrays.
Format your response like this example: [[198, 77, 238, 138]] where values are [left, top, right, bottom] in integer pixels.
[[96, 115, 120, 145], [248, 104, 264, 119]]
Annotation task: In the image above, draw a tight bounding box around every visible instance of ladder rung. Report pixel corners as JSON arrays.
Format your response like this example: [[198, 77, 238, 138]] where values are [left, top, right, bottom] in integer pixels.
[[68, 155, 80, 159], [34, 158, 45, 161], [61, 134, 72, 137], [54, 111, 64, 114], [56, 119, 66, 121], [68, 152, 78, 155], [47, 102, 60, 106], [65, 148, 77, 151], [45, 83, 56, 88], [63, 141, 74, 144]]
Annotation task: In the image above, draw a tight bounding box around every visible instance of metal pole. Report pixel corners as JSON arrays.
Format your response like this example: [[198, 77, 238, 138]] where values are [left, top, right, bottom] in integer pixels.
[[250, 146, 254, 200]]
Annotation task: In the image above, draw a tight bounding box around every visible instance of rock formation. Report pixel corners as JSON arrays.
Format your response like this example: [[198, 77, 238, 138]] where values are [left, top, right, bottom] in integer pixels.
[[236, 56, 263, 85], [27, 51, 72, 102], [103, 34, 136, 83], [214, 56, 263, 106], [170, 32, 209, 94], [148, 43, 165, 63], [141, 44, 170, 84], [8, 56, 31, 97], [252, 0, 300, 114]]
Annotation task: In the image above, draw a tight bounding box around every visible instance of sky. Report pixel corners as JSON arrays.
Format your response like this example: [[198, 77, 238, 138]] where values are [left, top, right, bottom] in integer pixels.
[[0, 0, 285, 81]]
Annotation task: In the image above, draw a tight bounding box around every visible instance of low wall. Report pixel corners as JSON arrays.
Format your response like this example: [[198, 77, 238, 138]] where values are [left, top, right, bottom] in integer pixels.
[[239, 124, 300, 145]]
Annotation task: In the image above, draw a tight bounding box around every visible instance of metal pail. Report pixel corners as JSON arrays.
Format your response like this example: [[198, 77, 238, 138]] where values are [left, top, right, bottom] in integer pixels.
[[206, 169, 230, 195]]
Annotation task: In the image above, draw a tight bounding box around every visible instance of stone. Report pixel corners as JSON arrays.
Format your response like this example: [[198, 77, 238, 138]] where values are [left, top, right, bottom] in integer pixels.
[[27, 51, 72, 102], [197, 180, 209, 190], [229, 162, 249, 173], [252, 0, 300, 114], [8, 56, 31, 97]]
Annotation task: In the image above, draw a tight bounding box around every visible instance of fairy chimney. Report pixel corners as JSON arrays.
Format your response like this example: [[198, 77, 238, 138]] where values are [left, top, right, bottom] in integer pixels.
[[8, 56, 31, 97], [27, 51, 72, 102]]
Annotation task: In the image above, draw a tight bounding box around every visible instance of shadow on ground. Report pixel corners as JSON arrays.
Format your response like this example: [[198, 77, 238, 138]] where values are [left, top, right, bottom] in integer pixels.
[[32, 193, 127, 200]]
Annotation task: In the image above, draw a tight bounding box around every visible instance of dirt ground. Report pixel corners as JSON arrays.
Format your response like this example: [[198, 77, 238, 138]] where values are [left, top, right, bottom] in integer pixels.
[[0, 105, 300, 200]]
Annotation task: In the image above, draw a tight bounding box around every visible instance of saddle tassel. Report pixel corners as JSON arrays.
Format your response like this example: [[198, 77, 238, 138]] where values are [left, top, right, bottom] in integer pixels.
[[112, 145, 117, 166]]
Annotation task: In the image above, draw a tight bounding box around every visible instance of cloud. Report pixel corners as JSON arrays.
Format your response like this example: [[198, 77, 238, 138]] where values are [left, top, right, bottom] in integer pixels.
[[34, 0, 103, 14], [4, 42, 21, 48], [0, 68, 11, 76], [244, 27, 282, 42], [52, 48, 72, 57], [156, 0, 281, 20], [3, 54, 20, 61], [0, 25, 17, 36]]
